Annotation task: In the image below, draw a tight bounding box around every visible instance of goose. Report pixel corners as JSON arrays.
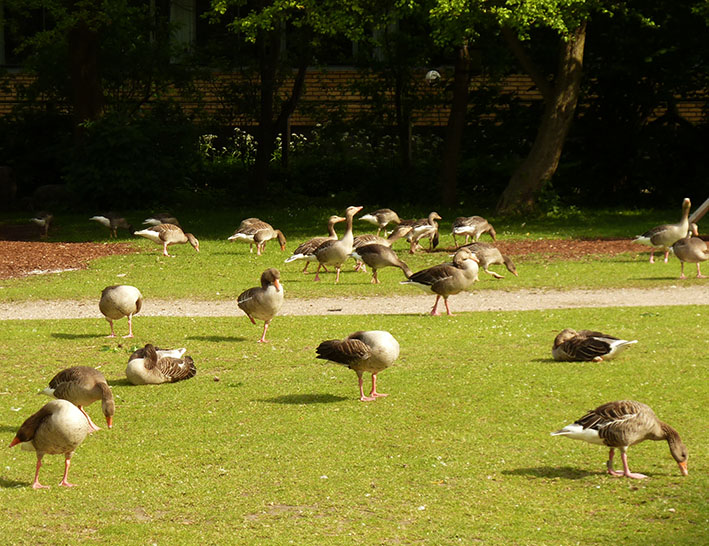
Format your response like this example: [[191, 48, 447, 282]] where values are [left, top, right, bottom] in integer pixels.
[[452, 216, 497, 247], [143, 213, 180, 227], [134, 223, 200, 257], [237, 268, 284, 343], [634, 197, 691, 263], [671, 224, 707, 279], [9, 399, 91, 489], [312, 205, 363, 283], [89, 213, 134, 238], [401, 247, 479, 315], [99, 284, 143, 338], [359, 208, 401, 236], [552, 328, 637, 362], [30, 212, 53, 239], [461, 242, 518, 279], [41, 366, 114, 432], [351, 234, 392, 272], [316, 330, 400, 402], [228, 219, 286, 255], [551, 400, 688, 479], [126, 343, 196, 385], [351, 244, 412, 283], [284, 215, 345, 273], [407, 212, 442, 254]]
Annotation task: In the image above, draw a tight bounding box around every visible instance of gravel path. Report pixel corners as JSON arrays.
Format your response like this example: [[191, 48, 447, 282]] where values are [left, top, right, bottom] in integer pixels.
[[1, 285, 707, 320]]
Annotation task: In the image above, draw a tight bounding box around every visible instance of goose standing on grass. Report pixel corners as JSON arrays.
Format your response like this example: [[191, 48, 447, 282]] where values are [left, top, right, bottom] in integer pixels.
[[407, 212, 442, 254], [551, 400, 688, 479], [401, 247, 479, 315], [671, 224, 708, 279], [312, 205, 363, 283], [285, 215, 345, 273], [351, 244, 412, 283], [134, 223, 200, 257], [461, 242, 518, 278], [634, 197, 691, 263], [316, 330, 400, 402], [90, 213, 134, 238], [9, 399, 91, 489], [30, 212, 53, 239], [452, 216, 497, 247], [42, 366, 114, 432], [552, 328, 637, 362], [228, 219, 286, 255], [359, 208, 401, 236], [143, 213, 180, 227], [237, 268, 284, 343], [99, 284, 143, 338], [126, 344, 196, 385]]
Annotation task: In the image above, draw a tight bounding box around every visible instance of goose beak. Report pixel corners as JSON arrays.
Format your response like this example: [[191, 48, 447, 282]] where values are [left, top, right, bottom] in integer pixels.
[[9, 436, 21, 448], [678, 461, 688, 476], [106, 416, 114, 429], [274, 279, 282, 291]]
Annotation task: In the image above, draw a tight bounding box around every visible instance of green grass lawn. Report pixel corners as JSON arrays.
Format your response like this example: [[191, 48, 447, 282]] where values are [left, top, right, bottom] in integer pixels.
[[0, 307, 707, 545]]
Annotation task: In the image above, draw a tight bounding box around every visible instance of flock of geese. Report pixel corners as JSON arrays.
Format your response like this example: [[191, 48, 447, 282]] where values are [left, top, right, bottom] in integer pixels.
[[13, 200, 704, 489]]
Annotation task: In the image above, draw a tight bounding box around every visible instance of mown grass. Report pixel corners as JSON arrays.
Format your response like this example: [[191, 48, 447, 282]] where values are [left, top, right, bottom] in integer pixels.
[[0, 206, 703, 302], [0, 307, 707, 544]]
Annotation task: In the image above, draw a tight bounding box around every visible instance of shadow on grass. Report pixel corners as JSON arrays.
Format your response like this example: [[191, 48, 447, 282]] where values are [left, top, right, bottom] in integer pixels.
[[502, 466, 597, 480], [52, 333, 97, 340], [187, 335, 247, 342], [0, 477, 27, 489], [257, 393, 348, 405], [107, 378, 134, 387]]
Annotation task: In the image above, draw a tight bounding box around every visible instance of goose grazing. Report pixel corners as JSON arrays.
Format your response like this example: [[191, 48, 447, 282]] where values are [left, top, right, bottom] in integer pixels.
[[551, 400, 688, 479], [42, 366, 114, 432], [552, 328, 637, 362], [228, 219, 286, 255], [90, 213, 134, 238], [9, 399, 91, 489], [359, 208, 401, 236], [452, 216, 497, 247], [401, 247, 479, 315], [143, 213, 180, 227], [407, 212, 442, 254], [671, 224, 707, 279], [312, 205, 363, 283], [126, 344, 196, 385], [634, 197, 691, 263], [30, 212, 53, 239], [461, 242, 518, 279], [284, 215, 345, 273], [99, 284, 143, 338], [351, 234, 391, 272], [134, 223, 199, 257], [316, 330, 400, 402], [237, 268, 284, 343], [351, 244, 412, 283]]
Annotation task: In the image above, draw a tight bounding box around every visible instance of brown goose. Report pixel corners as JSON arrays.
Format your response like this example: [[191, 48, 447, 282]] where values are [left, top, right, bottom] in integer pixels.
[[551, 400, 688, 479], [401, 247, 479, 315], [312, 205, 363, 283], [351, 234, 392, 272], [671, 224, 707, 279], [359, 208, 401, 236], [228, 219, 286, 255], [284, 215, 345, 273], [143, 213, 180, 227], [452, 216, 497, 247], [135, 223, 199, 257], [237, 268, 284, 342], [552, 329, 637, 362], [9, 399, 91, 489], [407, 212, 442, 254], [126, 344, 196, 385], [42, 366, 114, 432], [99, 284, 143, 338], [351, 244, 412, 283], [634, 197, 691, 263], [90, 213, 134, 238], [461, 242, 518, 279], [30, 212, 53, 239], [316, 330, 400, 402]]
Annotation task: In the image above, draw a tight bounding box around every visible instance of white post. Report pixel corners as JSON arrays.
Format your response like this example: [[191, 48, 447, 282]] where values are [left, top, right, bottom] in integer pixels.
[[689, 196, 709, 224]]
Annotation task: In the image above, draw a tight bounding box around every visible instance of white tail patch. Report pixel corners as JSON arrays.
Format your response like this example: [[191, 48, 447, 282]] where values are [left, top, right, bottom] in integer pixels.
[[551, 423, 605, 445], [605, 339, 638, 359]]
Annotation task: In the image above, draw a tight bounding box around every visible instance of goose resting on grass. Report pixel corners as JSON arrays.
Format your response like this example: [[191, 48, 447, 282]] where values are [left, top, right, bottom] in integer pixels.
[[9, 399, 91, 489], [237, 268, 284, 343], [42, 366, 114, 432], [126, 344, 196, 385], [284, 215, 345, 273], [316, 330, 400, 402], [134, 223, 200, 257], [551, 400, 688, 479], [634, 197, 691, 263], [552, 329, 637, 362], [99, 284, 143, 338]]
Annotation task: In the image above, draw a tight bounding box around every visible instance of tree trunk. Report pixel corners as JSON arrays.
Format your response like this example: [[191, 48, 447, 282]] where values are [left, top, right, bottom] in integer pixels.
[[439, 44, 472, 207], [67, 20, 104, 137], [496, 22, 587, 214]]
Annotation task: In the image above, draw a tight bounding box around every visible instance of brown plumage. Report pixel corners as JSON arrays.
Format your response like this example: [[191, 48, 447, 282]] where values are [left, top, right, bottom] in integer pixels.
[[351, 244, 412, 283], [237, 268, 284, 342], [452, 216, 497, 246], [99, 284, 143, 338], [359, 208, 401, 236], [135, 223, 200, 256], [30, 212, 53, 239], [551, 328, 637, 361], [228, 219, 286, 255], [90, 213, 134, 238], [634, 197, 691, 263], [461, 242, 517, 279], [126, 344, 196, 385], [406, 212, 442, 254], [43, 366, 114, 431], [671, 224, 708, 279], [552, 400, 688, 479], [313, 206, 363, 283], [143, 213, 180, 227], [284, 215, 345, 273]]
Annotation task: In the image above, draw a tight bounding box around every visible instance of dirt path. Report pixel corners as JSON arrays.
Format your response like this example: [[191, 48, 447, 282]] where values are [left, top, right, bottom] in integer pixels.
[[1, 285, 707, 320]]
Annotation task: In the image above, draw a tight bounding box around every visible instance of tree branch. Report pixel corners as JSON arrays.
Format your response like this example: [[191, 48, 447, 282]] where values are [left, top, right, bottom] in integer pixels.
[[501, 25, 552, 103]]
